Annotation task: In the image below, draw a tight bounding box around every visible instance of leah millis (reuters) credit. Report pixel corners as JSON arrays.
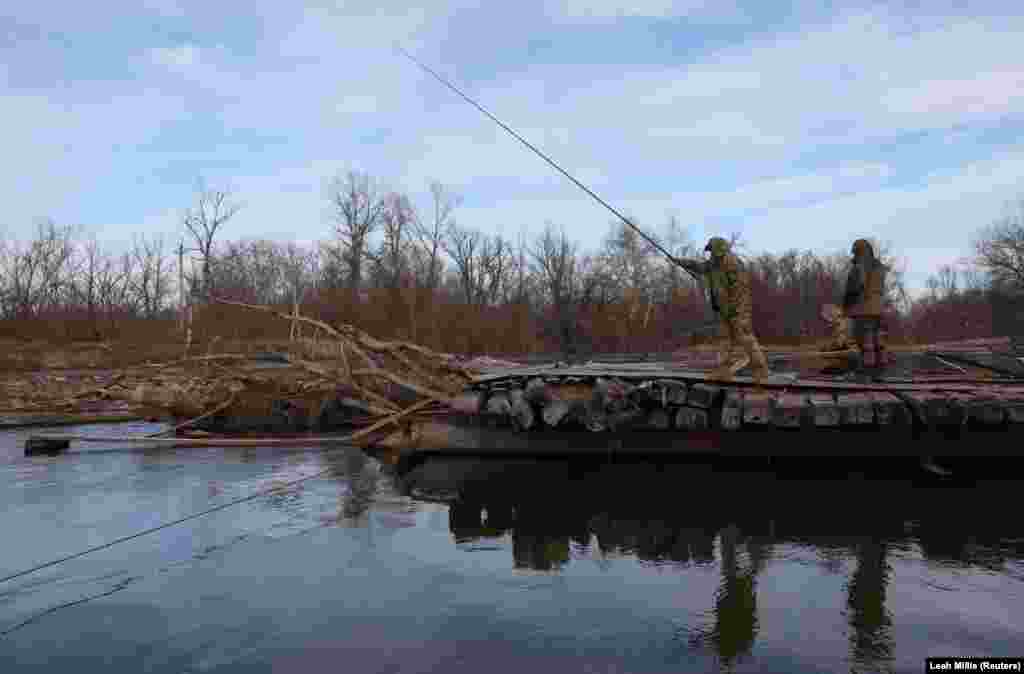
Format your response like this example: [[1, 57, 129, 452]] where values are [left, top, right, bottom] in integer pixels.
[[926, 658, 1023, 672]]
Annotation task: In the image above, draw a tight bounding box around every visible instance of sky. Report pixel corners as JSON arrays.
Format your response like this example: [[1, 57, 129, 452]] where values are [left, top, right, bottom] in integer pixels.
[[2, 0, 1023, 296]]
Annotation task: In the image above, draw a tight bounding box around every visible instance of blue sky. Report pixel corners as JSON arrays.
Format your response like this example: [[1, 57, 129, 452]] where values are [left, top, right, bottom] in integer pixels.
[[3, 0, 1023, 296]]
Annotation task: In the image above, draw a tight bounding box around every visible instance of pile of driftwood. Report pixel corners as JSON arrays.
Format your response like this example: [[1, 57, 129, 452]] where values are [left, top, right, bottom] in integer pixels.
[[10, 298, 494, 448]]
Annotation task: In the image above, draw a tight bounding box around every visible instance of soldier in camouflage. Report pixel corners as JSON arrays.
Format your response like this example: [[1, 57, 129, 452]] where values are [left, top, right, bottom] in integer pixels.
[[678, 237, 770, 382], [820, 303, 852, 351], [843, 239, 889, 381]]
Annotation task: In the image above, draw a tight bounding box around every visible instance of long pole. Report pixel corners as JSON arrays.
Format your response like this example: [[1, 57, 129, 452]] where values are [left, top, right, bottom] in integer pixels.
[[395, 45, 701, 283]]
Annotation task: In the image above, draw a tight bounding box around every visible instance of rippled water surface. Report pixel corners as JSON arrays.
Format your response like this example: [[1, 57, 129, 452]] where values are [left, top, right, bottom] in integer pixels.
[[1, 427, 1022, 673]]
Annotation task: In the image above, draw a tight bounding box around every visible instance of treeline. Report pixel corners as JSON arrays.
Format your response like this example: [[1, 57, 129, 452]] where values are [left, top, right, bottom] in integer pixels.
[[2, 173, 1022, 353]]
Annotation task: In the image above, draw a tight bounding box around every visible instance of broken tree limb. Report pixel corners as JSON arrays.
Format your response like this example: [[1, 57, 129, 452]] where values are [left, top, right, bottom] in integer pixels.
[[210, 296, 475, 381], [345, 397, 442, 443], [146, 394, 238, 438]]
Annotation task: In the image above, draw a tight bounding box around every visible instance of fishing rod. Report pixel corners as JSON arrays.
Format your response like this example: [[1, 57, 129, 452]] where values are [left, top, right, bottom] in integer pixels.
[[395, 45, 702, 284]]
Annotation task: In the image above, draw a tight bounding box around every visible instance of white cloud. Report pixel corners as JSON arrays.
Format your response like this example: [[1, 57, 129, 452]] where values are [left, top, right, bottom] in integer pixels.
[[149, 44, 201, 68], [450, 10, 1024, 166], [5, 1, 1024, 300]]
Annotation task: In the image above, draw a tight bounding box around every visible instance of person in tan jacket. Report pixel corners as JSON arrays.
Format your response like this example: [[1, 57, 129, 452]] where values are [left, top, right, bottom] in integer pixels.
[[842, 239, 889, 380], [677, 237, 770, 382]]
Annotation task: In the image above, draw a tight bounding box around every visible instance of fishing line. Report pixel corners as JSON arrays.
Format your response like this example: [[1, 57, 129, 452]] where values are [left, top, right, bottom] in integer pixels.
[[0, 454, 346, 587], [395, 44, 701, 283]]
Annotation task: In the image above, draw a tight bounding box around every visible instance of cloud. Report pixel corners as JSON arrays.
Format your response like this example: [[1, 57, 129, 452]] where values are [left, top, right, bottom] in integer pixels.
[[149, 44, 201, 68], [883, 69, 1024, 119], [4, 1, 1024, 299], [0, 91, 188, 229]]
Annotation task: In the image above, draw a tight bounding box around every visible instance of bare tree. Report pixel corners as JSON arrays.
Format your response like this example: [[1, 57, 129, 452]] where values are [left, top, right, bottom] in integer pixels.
[[327, 170, 387, 296], [315, 240, 348, 291], [530, 223, 580, 358], [443, 221, 484, 306], [372, 192, 415, 290], [210, 239, 283, 303], [98, 251, 136, 318], [0, 219, 78, 319], [182, 181, 242, 298], [412, 180, 459, 291], [72, 234, 108, 326], [71, 233, 134, 329], [279, 242, 317, 306], [974, 202, 1024, 290], [128, 233, 173, 318]]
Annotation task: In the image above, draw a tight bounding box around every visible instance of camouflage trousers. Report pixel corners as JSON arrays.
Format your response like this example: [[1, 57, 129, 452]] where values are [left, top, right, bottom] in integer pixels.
[[718, 317, 769, 377], [851, 317, 884, 369]]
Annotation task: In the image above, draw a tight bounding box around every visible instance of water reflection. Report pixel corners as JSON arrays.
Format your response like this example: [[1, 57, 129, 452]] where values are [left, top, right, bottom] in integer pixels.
[[686, 523, 764, 668], [330, 449, 381, 523], [392, 456, 1024, 671], [846, 539, 893, 673]]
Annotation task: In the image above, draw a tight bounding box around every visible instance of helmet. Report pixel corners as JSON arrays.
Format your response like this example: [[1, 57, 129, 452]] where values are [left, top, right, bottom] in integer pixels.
[[851, 239, 874, 258], [704, 237, 731, 258]]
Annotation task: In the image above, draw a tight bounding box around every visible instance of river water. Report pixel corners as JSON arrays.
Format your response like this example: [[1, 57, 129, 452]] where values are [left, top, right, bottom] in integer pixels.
[[1, 426, 1022, 673]]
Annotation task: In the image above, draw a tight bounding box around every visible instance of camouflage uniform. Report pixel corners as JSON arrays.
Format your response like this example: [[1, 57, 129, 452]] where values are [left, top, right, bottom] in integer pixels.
[[820, 304, 852, 351], [679, 238, 769, 381], [843, 239, 888, 377]]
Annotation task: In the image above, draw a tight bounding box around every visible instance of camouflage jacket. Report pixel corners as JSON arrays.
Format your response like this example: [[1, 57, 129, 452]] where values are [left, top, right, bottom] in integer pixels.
[[843, 257, 888, 318], [677, 254, 752, 322]]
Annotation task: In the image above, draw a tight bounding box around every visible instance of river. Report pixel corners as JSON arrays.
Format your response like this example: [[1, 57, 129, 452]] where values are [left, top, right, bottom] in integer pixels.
[[1, 426, 1022, 672]]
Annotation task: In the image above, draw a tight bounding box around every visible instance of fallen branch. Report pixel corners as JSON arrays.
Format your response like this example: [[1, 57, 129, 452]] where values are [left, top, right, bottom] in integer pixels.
[[282, 355, 398, 413], [345, 397, 442, 443], [146, 394, 237, 438]]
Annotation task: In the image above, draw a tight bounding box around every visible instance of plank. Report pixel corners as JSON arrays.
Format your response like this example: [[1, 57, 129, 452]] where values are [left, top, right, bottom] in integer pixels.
[[805, 394, 840, 427], [742, 391, 773, 426], [686, 383, 720, 409], [24, 436, 71, 455], [720, 390, 742, 431], [676, 406, 709, 431], [836, 393, 875, 425], [770, 392, 806, 429]]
